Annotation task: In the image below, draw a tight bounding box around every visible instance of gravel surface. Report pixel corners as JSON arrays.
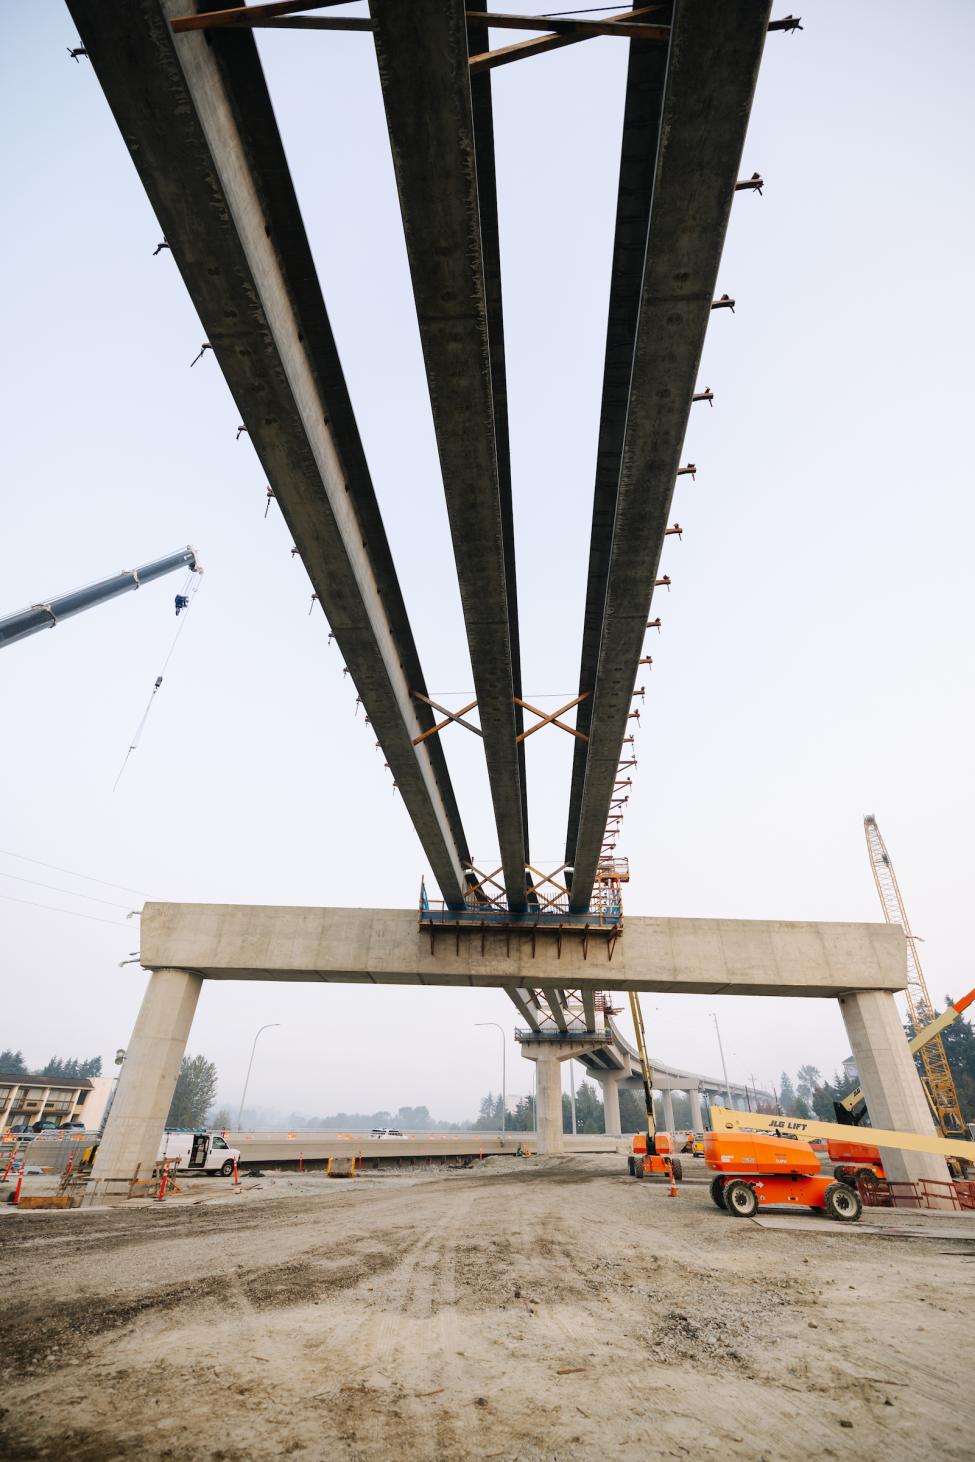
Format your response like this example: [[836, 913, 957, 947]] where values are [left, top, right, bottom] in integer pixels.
[[0, 1153, 972, 1460]]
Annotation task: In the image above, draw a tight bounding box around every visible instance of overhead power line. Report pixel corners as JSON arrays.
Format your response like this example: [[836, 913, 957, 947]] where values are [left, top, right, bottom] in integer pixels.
[[0, 850, 150, 899], [0, 871, 136, 912], [0, 891, 131, 929]]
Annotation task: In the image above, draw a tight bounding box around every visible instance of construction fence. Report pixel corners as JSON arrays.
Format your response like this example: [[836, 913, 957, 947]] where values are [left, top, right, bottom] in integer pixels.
[[857, 1176, 975, 1212]]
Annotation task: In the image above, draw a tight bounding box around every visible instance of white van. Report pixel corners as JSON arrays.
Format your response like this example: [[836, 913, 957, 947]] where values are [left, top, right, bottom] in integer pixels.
[[158, 1130, 240, 1176]]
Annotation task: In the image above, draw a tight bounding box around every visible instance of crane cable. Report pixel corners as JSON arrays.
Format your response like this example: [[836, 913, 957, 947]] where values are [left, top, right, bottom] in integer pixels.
[[112, 569, 203, 792]]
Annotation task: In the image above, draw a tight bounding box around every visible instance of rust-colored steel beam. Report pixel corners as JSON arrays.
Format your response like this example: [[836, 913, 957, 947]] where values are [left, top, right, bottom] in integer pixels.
[[468, 4, 667, 75], [170, 0, 353, 31]]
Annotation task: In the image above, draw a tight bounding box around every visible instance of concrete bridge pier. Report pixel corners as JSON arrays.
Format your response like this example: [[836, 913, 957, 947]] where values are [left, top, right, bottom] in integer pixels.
[[839, 990, 950, 1193], [595, 1070, 627, 1138], [689, 1089, 704, 1130], [661, 1089, 676, 1132], [84, 968, 202, 1205], [520, 1040, 609, 1154]]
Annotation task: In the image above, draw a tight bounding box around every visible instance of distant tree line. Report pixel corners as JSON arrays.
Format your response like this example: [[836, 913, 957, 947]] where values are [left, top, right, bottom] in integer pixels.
[[0, 1049, 102, 1078]]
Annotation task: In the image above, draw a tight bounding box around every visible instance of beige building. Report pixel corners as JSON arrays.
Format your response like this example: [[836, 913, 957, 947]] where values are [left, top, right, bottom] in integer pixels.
[[0, 1073, 115, 1133]]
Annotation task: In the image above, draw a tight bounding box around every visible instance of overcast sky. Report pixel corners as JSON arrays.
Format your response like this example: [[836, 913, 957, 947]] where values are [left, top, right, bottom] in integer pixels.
[[2, 2, 973, 1123]]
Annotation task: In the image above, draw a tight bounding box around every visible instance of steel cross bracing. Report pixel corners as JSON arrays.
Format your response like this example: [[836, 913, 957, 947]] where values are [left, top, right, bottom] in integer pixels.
[[67, 0, 473, 907], [565, 0, 773, 911]]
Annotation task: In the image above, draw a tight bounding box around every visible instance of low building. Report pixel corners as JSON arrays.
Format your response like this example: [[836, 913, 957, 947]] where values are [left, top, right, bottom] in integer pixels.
[[0, 1073, 115, 1133]]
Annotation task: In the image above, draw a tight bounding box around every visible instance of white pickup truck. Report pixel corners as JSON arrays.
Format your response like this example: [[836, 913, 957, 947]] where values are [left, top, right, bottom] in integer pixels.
[[158, 1130, 240, 1176]]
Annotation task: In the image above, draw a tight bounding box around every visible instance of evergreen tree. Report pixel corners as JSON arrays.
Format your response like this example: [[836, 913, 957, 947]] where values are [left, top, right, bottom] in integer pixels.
[[505, 1096, 534, 1132], [811, 1080, 838, 1121], [166, 1054, 219, 1128], [0, 1050, 27, 1074], [778, 1072, 798, 1115], [41, 1055, 102, 1079], [619, 1088, 646, 1133], [796, 1065, 820, 1107], [573, 1080, 604, 1134], [473, 1092, 505, 1131]]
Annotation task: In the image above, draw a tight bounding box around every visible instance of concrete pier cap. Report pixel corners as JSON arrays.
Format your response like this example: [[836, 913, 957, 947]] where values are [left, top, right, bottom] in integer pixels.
[[139, 904, 906, 996]]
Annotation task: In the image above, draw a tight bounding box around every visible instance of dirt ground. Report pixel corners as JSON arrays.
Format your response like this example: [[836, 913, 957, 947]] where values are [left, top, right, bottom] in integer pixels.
[[0, 1154, 972, 1461]]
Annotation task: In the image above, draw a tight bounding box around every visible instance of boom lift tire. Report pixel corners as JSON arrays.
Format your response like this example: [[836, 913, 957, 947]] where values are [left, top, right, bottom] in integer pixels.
[[669, 1158, 683, 1182], [627, 1155, 636, 1177], [724, 1180, 758, 1218], [823, 1182, 861, 1223], [710, 1176, 727, 1210]]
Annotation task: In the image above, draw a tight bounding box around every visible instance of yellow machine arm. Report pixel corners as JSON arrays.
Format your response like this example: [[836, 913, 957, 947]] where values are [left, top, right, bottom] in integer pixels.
[[840, 984, 975, 1115], [627, 991, 656, 1143], [710, 1106, 975, 1163]]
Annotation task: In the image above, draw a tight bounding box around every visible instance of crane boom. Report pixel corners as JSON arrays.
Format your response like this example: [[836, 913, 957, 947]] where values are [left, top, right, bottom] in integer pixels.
[[0, 547, 200, 650], [863, 814, 966, 1136]]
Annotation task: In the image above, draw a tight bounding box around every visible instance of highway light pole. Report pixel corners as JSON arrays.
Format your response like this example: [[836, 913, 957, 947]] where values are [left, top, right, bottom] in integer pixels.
[[711, 1012, 733, 1108], [237, 1023, 280, 1130], [475, 1022, 506, 1138]]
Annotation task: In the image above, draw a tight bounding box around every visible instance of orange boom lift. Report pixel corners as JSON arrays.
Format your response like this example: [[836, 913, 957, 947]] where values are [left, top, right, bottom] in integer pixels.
[[626, 992, 681, 1183]]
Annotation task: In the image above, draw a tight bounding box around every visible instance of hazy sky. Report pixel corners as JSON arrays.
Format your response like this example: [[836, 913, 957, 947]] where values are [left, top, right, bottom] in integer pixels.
[[2, 2, 973, 1122]]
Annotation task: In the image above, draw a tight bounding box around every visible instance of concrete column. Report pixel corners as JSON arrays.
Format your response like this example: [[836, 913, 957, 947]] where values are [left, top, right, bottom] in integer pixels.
[[519, 1038, 609, 1154], [85, 967, 203, 1204], [689, 1089, 703, 1130], [599, 1075, 623, 1138], [661, 1089, 675, 1132], [839, 990, 949, 1190], [534, 1050, 563, 1155]]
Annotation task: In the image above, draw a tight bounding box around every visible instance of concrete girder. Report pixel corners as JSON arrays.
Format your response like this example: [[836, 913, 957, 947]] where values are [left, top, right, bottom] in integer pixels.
[[567, 0, 772, 911], [506, 986, 542, 1032], [581, 987, 597, 1034], [370, 0, 528, 911], [68, 0, 472, 908], [565, 15, 670, 868], [540, 986, 569, 1033]]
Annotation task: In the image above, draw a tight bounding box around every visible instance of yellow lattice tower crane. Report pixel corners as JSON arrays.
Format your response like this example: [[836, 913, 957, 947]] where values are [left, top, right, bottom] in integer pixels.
[[863, 814, 966, 1136]]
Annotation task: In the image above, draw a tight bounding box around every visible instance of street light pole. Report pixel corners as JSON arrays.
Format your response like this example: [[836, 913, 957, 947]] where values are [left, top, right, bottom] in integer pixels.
[[475, 1022, 506, 1138], [711, 1012, 733, 1108], [237, 1023, 280, 1130]]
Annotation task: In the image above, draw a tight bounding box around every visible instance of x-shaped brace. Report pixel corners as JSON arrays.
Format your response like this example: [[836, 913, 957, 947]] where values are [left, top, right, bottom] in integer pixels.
[[514, 691, 590, 743], [411, 691, 482, 747]]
